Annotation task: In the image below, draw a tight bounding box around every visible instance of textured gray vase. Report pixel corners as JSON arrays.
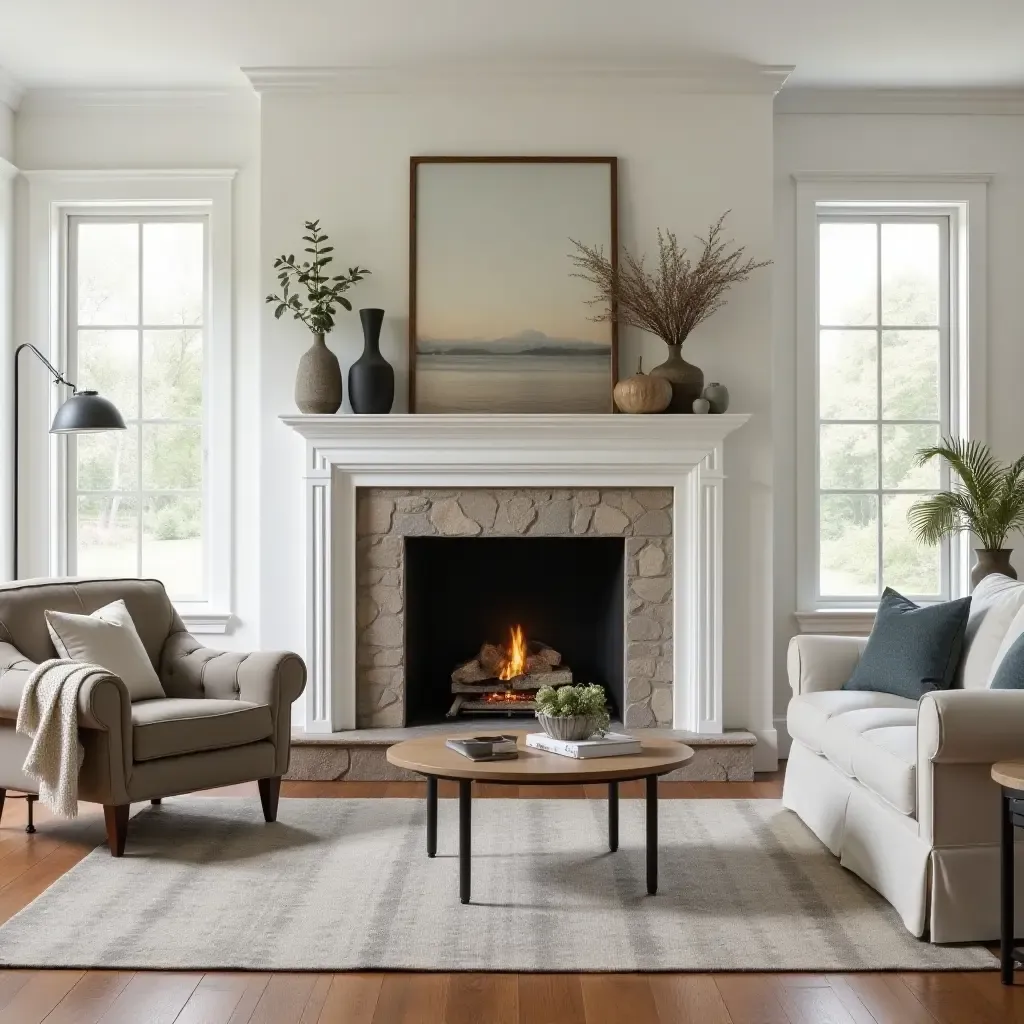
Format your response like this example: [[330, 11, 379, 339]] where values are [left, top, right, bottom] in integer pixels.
[[702, 381, 730, 414], [971, 548, 1017, 588], [649, 344, 704, 413], [295, 332, 342, 414], [536, 713, 600, 741]]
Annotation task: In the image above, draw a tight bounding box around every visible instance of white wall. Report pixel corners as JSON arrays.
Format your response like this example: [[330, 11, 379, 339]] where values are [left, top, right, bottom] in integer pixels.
[[257, 84, 778, 757], [773, 110, 1024, 727], [12, 97, 263, 649]]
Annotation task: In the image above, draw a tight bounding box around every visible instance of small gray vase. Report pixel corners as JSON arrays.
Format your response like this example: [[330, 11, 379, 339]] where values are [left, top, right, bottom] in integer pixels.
[[702, 381, 730, 414], [295, 332, 342, 414]]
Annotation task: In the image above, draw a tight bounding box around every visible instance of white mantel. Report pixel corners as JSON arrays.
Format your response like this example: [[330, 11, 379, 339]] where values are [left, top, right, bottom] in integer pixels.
[[281, 413, 750, 734]]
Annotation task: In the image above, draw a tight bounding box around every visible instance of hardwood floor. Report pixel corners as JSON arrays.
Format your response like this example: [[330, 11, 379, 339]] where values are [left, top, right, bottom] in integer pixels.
[[0, 773, 1012, 1023]]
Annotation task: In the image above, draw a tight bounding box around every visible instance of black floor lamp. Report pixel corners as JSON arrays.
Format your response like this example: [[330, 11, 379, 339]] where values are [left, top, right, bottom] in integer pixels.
[[13, 343, 126, 579]]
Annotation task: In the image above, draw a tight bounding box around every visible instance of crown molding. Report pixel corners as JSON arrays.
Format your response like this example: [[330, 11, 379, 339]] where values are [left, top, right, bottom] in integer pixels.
[[0, 157, 18, 181], [775, 87, 1024, 115], [18, 87, 256, 115], [0, 66, 23, 111], [244, 63, 793, 97]]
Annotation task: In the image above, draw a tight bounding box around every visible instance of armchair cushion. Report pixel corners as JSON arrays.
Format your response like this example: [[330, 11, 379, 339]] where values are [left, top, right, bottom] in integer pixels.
[[131, 698, 272, 762], [45, 600, 165, 701]]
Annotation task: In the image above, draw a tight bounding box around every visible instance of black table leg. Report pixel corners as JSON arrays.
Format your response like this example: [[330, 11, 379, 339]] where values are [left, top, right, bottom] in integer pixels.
[[608, 781, 619, 853], [1004, 791, 1015, 984], [459, 779, 472, 904], [646, 774, 658, 895], [426, 776, 437, 858]]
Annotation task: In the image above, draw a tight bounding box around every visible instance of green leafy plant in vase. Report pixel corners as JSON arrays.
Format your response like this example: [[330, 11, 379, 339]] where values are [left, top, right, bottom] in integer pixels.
[[907, 438, 1024, 586], [266, 219, 370, 414], [535, 683, 611, 741]]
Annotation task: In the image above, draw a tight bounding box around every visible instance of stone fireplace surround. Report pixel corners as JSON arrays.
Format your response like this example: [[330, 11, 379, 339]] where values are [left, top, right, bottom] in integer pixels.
[[356, 486, 673, 729], [282, 413, 750, 740]]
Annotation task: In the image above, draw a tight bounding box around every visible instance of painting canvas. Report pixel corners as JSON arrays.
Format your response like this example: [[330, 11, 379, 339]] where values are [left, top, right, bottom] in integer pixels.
[[410, 157, 617, 413]]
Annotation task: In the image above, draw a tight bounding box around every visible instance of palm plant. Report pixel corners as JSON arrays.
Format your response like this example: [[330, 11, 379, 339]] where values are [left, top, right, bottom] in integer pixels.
[[907, 439, 1024, 551]]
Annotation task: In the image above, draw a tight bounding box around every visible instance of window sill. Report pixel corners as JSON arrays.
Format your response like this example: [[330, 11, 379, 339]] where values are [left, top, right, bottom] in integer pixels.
[[793, 609, 876, 636], [177, 610, 234, 635]]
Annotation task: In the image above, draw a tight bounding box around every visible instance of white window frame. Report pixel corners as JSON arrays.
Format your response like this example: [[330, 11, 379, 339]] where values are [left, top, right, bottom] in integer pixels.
[[793, 174, 989, 625], [23, 170, 235, 633]]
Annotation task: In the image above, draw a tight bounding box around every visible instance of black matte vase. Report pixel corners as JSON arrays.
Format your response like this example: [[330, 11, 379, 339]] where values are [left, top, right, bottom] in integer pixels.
[[348, 308, 394, 414]]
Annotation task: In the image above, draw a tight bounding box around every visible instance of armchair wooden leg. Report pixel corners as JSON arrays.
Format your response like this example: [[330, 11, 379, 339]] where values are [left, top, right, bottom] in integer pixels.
[[150, 798, 162, 805], [258, 777, 281, 823], [104, 804, 129, 857], [0, 788, 5, 827]]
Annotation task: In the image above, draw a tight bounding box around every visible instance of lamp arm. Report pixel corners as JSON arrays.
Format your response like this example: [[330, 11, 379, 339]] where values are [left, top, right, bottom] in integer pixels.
[[15, 343, 78, 393]]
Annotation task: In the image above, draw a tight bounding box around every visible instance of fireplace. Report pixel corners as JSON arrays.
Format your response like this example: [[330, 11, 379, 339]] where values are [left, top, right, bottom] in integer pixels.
[[282, 413, 748, 735], [405, 537, 624, 725]]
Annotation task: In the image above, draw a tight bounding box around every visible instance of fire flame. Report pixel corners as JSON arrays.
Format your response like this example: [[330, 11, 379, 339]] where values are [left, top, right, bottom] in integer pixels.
[[498, 624, 527, 681]]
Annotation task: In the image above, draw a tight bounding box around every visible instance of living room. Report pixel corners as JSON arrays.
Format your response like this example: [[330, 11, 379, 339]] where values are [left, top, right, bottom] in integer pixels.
[[1, 0, 1024, 1020]]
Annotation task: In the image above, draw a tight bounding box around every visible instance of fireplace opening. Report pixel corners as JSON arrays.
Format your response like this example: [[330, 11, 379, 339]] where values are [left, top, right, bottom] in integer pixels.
[[404, 537, 625, 726]]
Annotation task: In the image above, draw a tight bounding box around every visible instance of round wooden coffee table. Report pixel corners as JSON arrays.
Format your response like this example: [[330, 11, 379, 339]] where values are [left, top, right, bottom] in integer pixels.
[[387, 730, 693, 904]]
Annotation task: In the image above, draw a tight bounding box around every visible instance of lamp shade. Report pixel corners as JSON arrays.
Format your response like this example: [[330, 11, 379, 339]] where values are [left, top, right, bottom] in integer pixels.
[[49, 390, 126, 434]]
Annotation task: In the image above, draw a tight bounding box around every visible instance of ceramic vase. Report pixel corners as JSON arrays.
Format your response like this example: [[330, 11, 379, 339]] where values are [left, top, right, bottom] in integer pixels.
[[971, 548, 1017, 588], [702, 381, 730, 414], [348, 308, 394, 414], [295, 332, 342, 414], [536, 713, 600, 742], [649, 344, 704, 413], [692, 398, 711, 414]]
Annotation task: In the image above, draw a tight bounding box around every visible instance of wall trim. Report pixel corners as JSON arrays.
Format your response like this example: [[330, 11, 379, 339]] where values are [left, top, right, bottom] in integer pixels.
[[244, 63, 793, 97], [0, 158, 17, 181], [17, 87, 256, 115], [791, 171, 993, 185], [793, 610, 875, 635], [773, 717, 792, 760], [751, 728, 779, 772], [776, 88, 1024, 116], [20, 168, 238, 184]]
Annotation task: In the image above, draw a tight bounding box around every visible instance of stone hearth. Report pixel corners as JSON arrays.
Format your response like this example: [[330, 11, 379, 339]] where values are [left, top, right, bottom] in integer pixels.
[[356, 486, 673, 729]]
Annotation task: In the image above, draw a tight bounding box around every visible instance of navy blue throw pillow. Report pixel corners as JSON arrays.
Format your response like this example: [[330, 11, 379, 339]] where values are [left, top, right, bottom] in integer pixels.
[[991, 631, 1024, 689], [843, 588, 972, 699]]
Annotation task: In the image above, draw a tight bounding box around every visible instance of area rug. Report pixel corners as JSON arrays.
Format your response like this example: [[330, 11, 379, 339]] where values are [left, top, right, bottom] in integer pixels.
[[0, 798, 996, 972]]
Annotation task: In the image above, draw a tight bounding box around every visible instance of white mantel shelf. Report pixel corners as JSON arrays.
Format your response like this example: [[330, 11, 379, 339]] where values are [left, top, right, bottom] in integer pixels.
[[281, 413, 751, 461], [281, 412, 750, 735]]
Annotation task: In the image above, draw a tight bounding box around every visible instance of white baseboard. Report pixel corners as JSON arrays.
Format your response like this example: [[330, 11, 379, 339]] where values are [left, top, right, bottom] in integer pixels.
[[774, 716, 792, 760], [751, 728, 779, 772]]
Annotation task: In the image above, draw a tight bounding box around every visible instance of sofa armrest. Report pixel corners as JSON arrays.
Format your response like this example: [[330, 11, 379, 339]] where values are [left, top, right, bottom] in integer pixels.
[[787, 635, 868, 695], [161, 632, 306, 775], [919, 689, 1024, 764]]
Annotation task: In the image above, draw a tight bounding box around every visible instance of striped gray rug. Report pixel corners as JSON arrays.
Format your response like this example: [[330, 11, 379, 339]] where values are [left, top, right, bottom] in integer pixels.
[[0, 798, 995, 972]]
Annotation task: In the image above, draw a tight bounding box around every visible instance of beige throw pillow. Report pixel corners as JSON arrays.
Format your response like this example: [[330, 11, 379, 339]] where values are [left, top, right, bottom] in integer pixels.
[[44, 599, 165, 702]]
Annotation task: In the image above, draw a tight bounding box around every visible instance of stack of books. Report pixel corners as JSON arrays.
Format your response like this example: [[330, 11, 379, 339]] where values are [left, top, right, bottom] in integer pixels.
[[525, 732, 642, 759], [445, 735, 519, 761]]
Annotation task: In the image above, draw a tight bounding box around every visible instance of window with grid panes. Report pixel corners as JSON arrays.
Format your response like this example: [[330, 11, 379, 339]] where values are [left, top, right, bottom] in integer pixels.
[[816, 214, 951, 603], [67, 217, 207, 600]]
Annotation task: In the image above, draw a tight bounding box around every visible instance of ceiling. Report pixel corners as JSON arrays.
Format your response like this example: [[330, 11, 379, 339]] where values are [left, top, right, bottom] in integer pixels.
[[1, 0, 1022, 93]]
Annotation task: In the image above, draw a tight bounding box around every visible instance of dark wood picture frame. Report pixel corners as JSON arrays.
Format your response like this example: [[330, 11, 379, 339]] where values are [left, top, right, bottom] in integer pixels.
[[409, 156, 618, 413]]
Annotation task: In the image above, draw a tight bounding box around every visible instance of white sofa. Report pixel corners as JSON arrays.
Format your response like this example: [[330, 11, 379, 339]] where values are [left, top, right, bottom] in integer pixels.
[[783, 573, 1024, 942]]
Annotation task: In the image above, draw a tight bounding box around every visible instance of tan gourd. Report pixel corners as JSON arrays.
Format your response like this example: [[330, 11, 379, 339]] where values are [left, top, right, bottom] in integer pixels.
[[613, 358, 673, 414]]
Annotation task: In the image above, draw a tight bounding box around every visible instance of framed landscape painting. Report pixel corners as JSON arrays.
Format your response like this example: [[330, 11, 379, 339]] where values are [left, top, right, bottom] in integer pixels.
[[409, 156, 618, 413]]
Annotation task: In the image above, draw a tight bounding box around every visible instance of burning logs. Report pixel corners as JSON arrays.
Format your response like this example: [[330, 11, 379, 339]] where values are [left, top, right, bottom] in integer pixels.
[[450, 636, 570, 690]]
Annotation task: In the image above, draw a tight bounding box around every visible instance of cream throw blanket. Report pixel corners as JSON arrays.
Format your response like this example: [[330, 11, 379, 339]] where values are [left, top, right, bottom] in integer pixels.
[[16, 659, 111, 819]]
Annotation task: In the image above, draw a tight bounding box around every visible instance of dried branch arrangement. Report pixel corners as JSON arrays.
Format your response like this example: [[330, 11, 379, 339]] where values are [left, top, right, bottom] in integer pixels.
[[568, 212, 771, 346]]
